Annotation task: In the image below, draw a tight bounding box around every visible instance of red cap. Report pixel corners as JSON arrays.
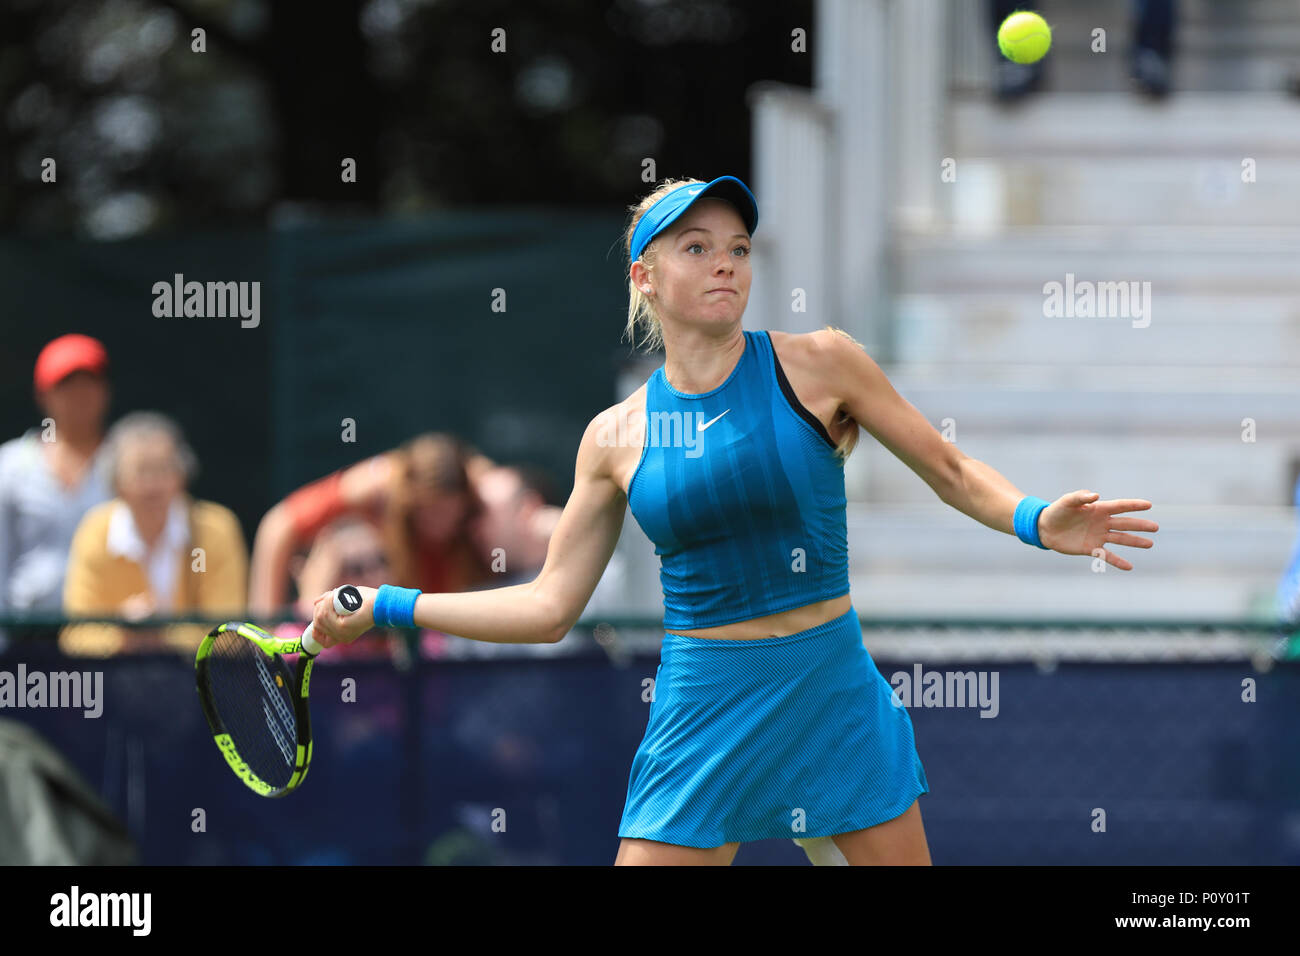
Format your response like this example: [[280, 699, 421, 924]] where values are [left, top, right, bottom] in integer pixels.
[[33, 334, 109, 392]]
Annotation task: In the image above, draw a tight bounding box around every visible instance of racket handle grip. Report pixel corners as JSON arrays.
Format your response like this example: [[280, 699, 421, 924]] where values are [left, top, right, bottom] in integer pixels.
[[301, 585, 364, 656]]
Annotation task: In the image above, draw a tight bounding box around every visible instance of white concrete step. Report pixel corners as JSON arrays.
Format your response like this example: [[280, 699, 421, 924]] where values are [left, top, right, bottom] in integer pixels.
[[945, 156, 1300, 228], [891, 292, 1300, 368], [848, 570, 1281, 620], [945, 94, 1300, 228], [864, 379, 1300, 432], [896, 228, 1300, 293], [1028, 34, 1300, 96], [950, 93, 1300, 157], [875, 362, 1300, 390]]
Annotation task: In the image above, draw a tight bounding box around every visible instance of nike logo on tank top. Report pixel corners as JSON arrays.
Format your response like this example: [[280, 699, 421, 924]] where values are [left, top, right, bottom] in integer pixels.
[[626, 329, 850, 630]]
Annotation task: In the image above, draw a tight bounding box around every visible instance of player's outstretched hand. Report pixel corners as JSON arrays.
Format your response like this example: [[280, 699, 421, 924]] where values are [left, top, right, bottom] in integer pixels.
[[310, 586, 378, 647], [1039, 490, 1158, 571]]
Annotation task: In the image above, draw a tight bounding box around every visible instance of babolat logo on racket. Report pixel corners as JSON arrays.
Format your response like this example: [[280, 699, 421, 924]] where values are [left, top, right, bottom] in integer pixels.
[[338, 585, 362, 612], [216, 734, 273, 796]]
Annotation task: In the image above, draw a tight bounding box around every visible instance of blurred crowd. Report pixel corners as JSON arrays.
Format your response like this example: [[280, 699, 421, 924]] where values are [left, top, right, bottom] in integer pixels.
[[0, 334, 624, 659]]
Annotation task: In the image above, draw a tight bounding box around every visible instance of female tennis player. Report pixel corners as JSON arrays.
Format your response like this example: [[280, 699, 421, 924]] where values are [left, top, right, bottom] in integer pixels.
[[306, 175, 1158, 866]]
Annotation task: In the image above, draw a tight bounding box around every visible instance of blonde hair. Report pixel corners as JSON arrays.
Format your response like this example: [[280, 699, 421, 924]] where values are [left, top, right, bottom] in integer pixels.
[[622, 177, 708, 353]]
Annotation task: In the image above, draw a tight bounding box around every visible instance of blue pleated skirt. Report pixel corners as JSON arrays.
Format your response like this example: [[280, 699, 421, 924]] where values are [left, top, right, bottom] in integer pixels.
[[618, 606, 929, 848]]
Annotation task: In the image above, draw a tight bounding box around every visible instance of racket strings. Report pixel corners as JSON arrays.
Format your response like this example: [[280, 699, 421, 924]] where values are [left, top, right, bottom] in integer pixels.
[[255, 653, 297, 765], [206, 633, 301, 788]]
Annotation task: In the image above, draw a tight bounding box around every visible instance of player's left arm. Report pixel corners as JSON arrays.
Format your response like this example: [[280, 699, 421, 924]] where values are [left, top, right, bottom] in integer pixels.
[[815, 328, 1158, 569]]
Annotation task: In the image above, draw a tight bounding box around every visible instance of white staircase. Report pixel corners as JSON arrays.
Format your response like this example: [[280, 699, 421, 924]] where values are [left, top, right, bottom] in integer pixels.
[[850, 0, 1300, 620]]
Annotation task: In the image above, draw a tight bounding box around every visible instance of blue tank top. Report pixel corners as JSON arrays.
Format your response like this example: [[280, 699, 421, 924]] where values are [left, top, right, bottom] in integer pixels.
[[626, 329, 850, 630]]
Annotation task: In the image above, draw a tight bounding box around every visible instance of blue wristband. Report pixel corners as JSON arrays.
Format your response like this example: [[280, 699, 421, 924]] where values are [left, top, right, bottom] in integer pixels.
[[372, 585, 422, 628], [1013, 496, 1052, 549]]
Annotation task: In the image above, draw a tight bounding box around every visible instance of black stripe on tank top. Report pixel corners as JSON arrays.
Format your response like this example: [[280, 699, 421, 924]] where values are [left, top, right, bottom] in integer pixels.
[[765, 331, 837, 450]]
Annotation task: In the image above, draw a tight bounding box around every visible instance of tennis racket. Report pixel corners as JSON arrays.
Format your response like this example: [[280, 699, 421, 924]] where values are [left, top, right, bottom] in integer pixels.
[[195, 584, 363, 797]]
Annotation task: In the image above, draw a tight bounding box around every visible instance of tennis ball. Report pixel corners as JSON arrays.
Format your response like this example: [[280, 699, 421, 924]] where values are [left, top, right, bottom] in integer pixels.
[[998, 11, 1052, 64]]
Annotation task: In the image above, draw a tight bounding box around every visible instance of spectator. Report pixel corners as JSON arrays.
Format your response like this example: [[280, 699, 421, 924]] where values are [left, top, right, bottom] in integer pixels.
[[993, 0, 1177, 100], [0, 335, 114, 647], [271, 516, 401, 659], [470, 464, 563, 584], [432, 462, 628, 659], [249, 432, 492, 616], [60, 412, 247, 656], [469, 460, 628, 615]]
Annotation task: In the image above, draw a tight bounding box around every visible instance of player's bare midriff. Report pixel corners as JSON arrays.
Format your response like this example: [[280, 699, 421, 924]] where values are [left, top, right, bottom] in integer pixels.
[[609, 331, 854, 641]]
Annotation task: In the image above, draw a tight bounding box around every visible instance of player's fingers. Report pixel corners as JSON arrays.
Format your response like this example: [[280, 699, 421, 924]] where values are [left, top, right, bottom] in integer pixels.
[[1099, 547, 1134, 571], [1108, 516, 1159, 533], [1106, 531, 1154, 549], [1100, 498, 1152, 515], [313, 604, 341, 646], [314, 630, 334, 649]]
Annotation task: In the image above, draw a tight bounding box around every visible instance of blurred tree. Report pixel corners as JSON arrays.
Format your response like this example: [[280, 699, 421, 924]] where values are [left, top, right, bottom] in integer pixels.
[[0, 0, 812, 236]]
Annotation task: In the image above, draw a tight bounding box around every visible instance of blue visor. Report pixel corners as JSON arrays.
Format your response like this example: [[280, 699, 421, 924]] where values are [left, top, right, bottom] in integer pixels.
[[630, 176, 759, 263]]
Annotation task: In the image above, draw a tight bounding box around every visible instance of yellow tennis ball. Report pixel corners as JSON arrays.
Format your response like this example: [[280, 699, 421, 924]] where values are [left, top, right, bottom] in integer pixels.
[[998, 11, 1052, 64]]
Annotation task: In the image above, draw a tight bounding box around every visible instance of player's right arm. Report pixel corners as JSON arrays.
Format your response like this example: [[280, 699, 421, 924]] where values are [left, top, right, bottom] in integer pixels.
[[308, 408, 630, 647]]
